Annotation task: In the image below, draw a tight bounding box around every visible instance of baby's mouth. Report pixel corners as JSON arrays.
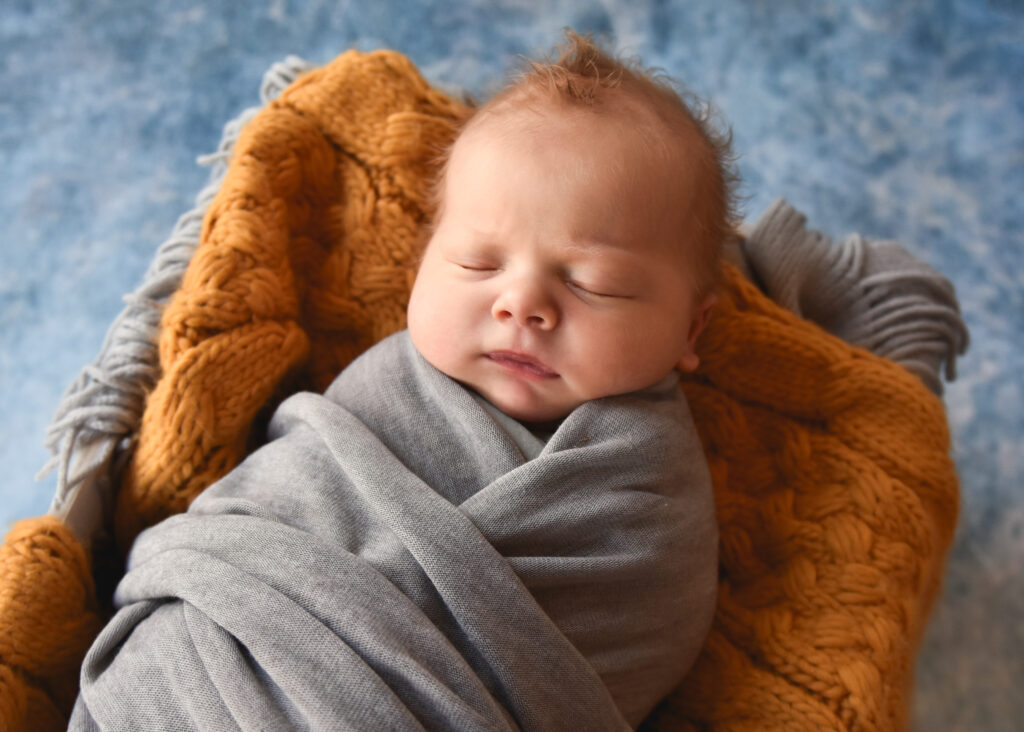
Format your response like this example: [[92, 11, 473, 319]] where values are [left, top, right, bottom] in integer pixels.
[[485, 351, 559, 378]]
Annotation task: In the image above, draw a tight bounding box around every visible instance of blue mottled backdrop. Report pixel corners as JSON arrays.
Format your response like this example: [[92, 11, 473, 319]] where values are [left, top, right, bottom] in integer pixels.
[[1, 1, 1021, 729]]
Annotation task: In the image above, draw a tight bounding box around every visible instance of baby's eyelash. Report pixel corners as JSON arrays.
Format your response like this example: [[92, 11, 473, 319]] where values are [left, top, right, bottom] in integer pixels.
[[454, 262, 498, 272], [451, 262, 629, 299], [567, 281, 620, 299]]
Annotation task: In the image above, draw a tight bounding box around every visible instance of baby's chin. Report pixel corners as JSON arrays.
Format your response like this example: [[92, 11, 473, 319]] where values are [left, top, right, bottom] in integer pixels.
[[468, 385, 579, 425]]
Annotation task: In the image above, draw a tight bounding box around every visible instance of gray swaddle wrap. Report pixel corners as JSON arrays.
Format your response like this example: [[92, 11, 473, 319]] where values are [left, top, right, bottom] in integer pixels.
[[70, 330, 717, 731]]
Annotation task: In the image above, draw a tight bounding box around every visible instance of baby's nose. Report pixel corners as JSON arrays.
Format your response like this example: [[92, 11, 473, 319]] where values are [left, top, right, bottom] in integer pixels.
[[491, 279, 558, 330]]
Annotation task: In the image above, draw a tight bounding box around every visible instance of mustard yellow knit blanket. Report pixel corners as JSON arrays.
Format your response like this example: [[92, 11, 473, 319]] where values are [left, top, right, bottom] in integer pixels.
[[0, 49, 958, 731]]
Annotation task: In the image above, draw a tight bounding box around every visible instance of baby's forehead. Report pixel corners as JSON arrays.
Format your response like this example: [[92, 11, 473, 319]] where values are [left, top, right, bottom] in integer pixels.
[[462, 86, 686, 149], [455, 108, 696, 204], [441, 89, 713, 255]]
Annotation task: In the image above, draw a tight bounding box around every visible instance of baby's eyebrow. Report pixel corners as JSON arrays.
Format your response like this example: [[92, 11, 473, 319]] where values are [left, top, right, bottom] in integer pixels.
[[462, 231, 507, 251], [449, 233, 502, 254], [565, 235, 625, 251], [562, 237, 643, 264], [561, 239, 630, 259]]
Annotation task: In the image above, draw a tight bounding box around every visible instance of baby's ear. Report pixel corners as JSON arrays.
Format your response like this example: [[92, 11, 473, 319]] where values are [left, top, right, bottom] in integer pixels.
[[677, 294, 717, 372]]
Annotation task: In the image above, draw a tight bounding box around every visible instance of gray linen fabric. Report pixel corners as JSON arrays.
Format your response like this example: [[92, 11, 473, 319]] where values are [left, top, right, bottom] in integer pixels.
[[70, 330, 718, 731]]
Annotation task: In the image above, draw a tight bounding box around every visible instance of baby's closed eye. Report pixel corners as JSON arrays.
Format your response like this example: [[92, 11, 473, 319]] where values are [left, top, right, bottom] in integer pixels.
[[456, 263, 498, 272], [445, 255, 635, 300], [446, 256, 501, 273], [566, 280, 632, 299]]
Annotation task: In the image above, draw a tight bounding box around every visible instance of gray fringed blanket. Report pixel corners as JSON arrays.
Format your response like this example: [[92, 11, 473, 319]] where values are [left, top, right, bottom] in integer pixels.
[[71, 331, 717, 731]]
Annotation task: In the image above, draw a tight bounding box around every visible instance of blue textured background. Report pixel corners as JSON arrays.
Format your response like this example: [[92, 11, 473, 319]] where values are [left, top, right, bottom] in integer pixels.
[[1, 1, 1021, 729]]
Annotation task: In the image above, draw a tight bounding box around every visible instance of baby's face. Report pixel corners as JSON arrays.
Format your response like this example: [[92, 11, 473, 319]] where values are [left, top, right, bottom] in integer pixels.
[[407, 108, 713, 423]]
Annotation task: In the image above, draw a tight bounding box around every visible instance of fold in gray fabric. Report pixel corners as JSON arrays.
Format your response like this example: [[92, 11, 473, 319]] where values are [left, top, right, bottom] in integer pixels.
[[71, 331, 717, 731], [742, 198, 969, 394]]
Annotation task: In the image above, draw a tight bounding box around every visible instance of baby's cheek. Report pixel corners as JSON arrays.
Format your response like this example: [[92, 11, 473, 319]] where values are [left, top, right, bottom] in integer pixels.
[[408, 274, 476, 369], [407, 276, 447, 354], [592, 318, 681, 391], [406, 278, 427, 335], [569, 322, 633, 386]]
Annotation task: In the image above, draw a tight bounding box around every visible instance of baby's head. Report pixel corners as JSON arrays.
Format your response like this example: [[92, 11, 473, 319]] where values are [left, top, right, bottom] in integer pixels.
[[408, 31, 737, 423]]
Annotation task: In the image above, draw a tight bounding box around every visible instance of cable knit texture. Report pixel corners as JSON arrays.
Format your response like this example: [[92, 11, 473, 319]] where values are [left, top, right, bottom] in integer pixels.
[[0, 517, 104, 731], [0, 49, 958, 731]]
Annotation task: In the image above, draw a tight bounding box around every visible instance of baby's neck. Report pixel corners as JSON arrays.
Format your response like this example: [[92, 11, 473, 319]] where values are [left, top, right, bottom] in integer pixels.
[[518, 416, 564, 437]]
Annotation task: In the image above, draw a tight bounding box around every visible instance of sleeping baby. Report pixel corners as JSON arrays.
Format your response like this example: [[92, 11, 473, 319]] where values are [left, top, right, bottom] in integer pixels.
[[72, 31, 735, 730]]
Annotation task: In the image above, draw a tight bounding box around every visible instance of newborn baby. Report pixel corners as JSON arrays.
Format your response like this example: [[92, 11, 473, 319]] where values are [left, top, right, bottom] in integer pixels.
[[409, 35, 729, 427], [72, 32, 735, 731]]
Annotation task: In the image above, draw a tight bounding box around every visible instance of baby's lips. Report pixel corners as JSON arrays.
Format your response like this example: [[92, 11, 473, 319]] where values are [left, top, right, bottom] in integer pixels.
[[486, 350, 559, 377]]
